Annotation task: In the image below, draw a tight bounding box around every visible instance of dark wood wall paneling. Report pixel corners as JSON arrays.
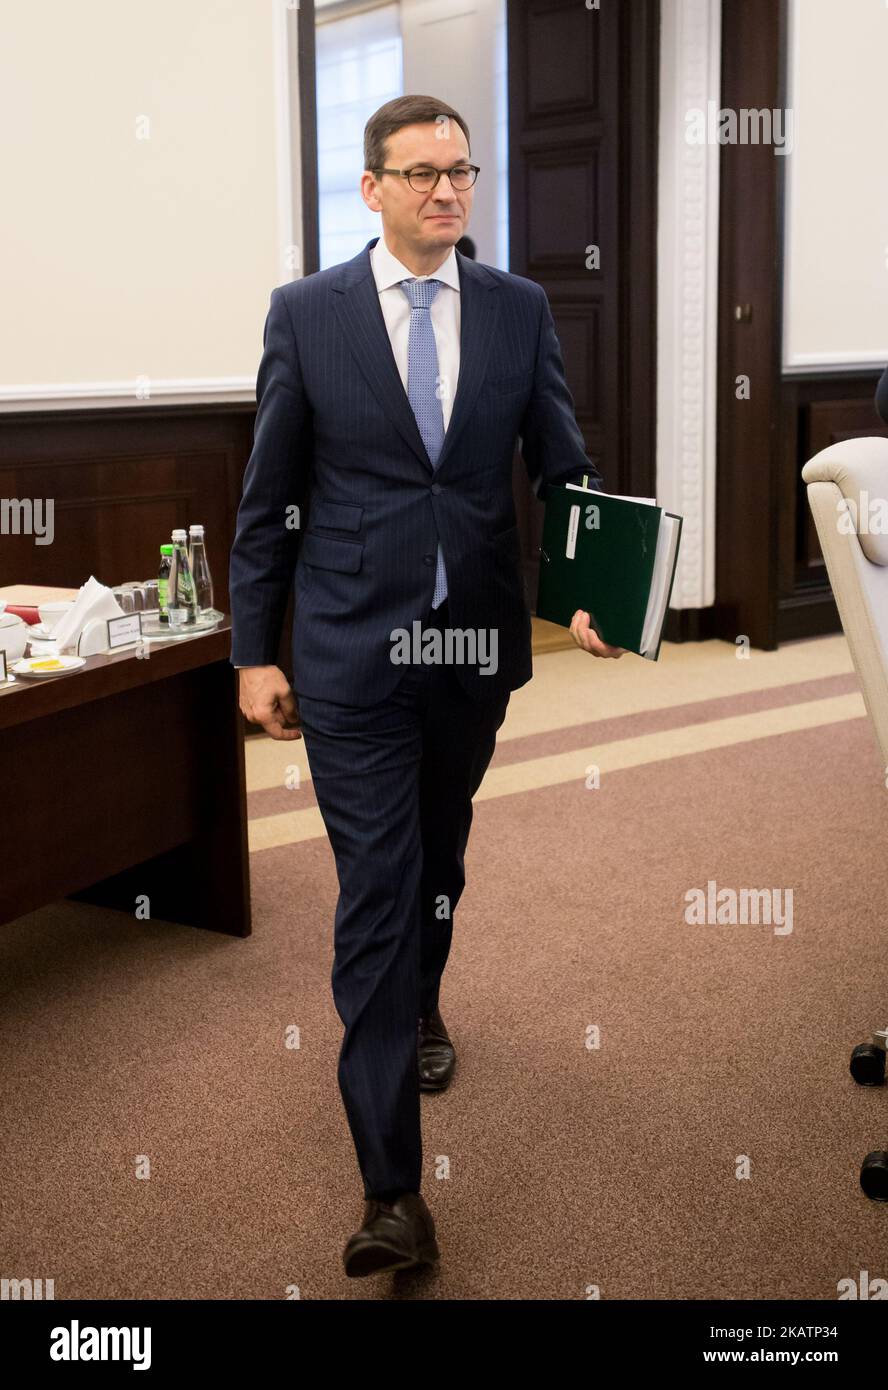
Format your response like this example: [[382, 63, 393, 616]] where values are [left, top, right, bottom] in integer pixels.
[[507, 0, 659, 604], [778, 373, 888, 641], [298, 0, 320, 278], [713, 0, 786, 650], [0, 405, 255, 614]]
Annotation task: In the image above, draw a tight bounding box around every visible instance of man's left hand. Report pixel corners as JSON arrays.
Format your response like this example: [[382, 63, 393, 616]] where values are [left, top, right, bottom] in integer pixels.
[[569, 610, 626, 658]]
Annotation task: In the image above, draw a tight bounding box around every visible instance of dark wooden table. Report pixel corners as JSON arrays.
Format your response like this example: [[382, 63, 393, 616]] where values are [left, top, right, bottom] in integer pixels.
[[0, 617, 251, 936]]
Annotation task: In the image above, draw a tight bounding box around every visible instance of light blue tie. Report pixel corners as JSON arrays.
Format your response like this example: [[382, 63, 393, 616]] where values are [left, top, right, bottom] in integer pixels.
[[400, 277, 448, 608]]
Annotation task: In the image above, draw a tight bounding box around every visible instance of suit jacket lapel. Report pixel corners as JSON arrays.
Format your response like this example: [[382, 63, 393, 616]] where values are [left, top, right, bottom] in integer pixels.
[[331, 237, 501, 476]]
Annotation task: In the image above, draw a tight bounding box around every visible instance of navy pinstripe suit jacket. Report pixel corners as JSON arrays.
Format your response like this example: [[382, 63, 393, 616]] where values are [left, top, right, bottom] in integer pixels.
[[229, 236, 604, 705]]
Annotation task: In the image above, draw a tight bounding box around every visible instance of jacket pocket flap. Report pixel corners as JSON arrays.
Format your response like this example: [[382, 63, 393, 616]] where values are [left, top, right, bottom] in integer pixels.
[[309, 499, 364, 532], [302, 533, 363, 573]]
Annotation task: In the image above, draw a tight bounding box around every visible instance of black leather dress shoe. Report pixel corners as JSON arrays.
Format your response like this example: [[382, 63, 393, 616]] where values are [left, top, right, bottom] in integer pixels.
[[342, 1191, 440, 1277], [418, 1006, 456, 1091]]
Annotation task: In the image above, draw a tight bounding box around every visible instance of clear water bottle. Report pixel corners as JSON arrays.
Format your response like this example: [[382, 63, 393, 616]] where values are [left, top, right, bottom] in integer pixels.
[[188, 524, 214, 616], [167, 528, 197, 627]]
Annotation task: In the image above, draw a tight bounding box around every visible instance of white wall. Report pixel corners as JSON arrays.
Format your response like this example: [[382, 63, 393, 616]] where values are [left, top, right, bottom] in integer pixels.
[[783, 0, 888, 370], [0, 0, 297, 408]]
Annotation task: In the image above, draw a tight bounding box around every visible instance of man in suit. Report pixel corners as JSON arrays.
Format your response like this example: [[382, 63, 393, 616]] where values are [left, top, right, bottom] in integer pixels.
[[229, 94, 623, 1278]]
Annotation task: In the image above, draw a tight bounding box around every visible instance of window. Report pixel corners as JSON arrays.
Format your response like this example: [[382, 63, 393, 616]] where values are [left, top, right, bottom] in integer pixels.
[[316, 3, 403, 269]]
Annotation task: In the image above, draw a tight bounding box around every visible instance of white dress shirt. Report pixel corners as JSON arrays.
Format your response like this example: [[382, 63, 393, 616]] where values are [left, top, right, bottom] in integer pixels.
[[370, 234, 461, 425]]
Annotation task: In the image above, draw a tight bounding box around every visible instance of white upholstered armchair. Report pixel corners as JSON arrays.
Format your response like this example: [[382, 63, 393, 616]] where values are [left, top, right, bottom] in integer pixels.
[[802, 436, 888, 772]]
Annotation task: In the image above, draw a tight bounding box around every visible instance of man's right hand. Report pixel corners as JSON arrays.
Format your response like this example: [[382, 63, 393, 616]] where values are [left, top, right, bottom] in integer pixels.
[[237, 666, 303, 740]]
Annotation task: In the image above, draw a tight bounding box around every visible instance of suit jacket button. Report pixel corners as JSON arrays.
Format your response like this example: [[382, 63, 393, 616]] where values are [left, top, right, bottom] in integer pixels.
[[423, 555, 435, 566], [430, 483, 442, 495]]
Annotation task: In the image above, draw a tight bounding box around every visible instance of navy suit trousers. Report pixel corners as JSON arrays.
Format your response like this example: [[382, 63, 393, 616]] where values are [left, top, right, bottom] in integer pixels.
[[296, 598, 510, 1199]]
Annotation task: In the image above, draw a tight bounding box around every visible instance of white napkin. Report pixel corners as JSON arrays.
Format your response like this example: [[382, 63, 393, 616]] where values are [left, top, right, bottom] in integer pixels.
[[50, 576, 125, 653]]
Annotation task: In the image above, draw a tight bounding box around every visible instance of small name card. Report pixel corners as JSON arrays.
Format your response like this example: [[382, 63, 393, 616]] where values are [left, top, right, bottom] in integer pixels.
[[107, 613, 143, 649], [0, 649, 7, 682]]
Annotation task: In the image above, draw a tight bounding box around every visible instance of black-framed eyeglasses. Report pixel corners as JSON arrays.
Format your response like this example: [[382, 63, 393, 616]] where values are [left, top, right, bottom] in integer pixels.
[[372, 164, 480, 193]]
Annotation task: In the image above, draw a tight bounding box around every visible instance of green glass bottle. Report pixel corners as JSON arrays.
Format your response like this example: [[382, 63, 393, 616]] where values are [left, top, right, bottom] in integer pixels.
[[157, 543, 173, 625]]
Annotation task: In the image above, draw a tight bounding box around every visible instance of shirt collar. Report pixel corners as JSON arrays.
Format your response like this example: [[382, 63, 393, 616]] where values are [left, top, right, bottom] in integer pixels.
[[370, 234, 461, 295]]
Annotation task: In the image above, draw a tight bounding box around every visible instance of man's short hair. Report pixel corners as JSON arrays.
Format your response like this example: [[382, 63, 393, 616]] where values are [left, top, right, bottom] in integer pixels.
[[364, 95, 471, 175]]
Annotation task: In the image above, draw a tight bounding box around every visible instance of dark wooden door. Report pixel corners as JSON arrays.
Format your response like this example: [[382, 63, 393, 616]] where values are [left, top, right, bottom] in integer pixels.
[[507, 0, 659, 602]]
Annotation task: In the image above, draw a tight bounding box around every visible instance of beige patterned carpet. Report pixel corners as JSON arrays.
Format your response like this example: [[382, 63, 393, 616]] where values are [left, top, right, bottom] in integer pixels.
[[3, 632, 887, 1299]]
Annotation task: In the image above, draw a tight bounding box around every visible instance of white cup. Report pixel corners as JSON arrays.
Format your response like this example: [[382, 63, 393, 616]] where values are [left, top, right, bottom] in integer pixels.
[[38, 601, 74, 631]]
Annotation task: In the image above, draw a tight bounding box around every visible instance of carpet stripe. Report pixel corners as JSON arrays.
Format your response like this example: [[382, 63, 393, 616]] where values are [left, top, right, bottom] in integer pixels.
[[247, 691, 866, 852]]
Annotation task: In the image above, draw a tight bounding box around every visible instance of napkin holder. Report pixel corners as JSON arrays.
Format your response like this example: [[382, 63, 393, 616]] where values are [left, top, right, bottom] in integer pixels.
[[77, 617, 112, 657]]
